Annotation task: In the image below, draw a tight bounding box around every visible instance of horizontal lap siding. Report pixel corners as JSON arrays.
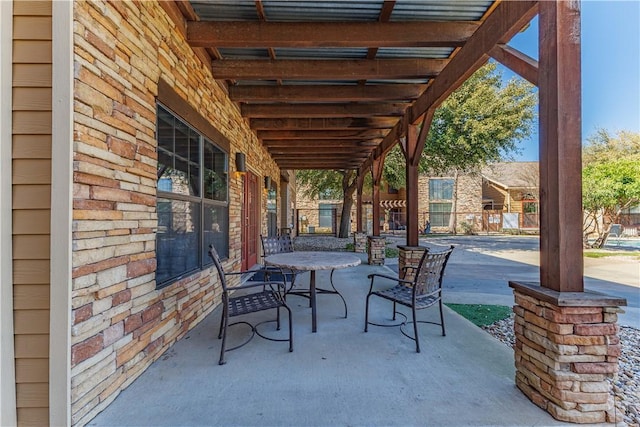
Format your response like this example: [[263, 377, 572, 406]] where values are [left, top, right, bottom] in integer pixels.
[[12, 1, 52, 425]]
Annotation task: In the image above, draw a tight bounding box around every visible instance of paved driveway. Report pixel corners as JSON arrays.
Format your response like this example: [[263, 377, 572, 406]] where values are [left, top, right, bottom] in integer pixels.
[[384, 234, 639, 327]]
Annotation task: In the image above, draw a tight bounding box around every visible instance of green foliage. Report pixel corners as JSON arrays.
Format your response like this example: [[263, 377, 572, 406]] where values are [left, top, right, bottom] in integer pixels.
[[420, 62, 537, 174], [584, 250, 640, 260], [382, 145, 406, 189], [296, 169, 345, 199], [385, 245, 399, 258], [445, 304, 512, 327], [582, 130, 640, 226], [345, 242, 355, 252]]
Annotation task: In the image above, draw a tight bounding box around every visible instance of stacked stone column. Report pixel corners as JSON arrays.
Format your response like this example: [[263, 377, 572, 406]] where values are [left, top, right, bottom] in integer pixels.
[[398, 246, 427, 280], [367, 236, 385, 265], [510, 282, 625, 424], [353, 232, 367, 253]]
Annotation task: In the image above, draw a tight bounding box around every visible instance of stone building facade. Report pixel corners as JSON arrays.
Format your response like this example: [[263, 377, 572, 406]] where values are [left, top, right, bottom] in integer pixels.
[[3, 2, 286, 426]]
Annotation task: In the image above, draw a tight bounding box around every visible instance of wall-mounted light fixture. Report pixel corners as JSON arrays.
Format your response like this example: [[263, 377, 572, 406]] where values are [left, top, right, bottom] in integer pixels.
[[235, 152, 246, 175], [264, 176, 271, 190]]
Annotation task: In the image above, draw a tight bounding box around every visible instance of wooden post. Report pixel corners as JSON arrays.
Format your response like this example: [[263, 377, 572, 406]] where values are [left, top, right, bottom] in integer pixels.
[[538, 1, 584, 292], [403, 109, 433, 247], [371, 156, 384, 237], [356, 171, 364, 233]]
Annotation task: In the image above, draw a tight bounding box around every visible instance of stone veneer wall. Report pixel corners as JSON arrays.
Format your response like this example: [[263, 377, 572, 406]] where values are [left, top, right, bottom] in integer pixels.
[[511, 283, 624, 424], [70, 2, 278, 425], [367, 236, 385, 265], [397, 246, 427, 281]]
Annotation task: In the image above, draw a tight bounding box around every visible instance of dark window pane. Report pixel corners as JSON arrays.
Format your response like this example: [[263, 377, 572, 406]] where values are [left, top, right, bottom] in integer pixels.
[[156, 198, 201, 285], [203, 203, 229, 263], [203, 141, 227, 201]]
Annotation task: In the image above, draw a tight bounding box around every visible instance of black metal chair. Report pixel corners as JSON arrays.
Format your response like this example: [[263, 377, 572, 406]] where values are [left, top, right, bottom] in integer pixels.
[[260, 234, 306, 293], [208, 245, 293, 365], [364, 246, 454, 353]]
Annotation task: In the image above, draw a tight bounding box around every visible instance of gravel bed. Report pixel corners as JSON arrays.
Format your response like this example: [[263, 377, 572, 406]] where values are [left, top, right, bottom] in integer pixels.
[[483, 316, 640, 426]]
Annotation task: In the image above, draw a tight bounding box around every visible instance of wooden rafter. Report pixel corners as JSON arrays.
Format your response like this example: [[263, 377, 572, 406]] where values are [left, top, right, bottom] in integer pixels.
[[250, 117, 398, 130], [187, 21, 479, 48], [360, 0, 539, 173], [211, 59, 446, 80], [489, 44, 538, 85], [229, 84, 425, 102], [241, 103, 408, 118], [258, 129, 388, 140]]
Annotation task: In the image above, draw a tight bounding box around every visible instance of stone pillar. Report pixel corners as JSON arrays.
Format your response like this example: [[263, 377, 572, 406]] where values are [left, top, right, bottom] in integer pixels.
[[353, 232, 367, 253], [510, 282, 626, 424], [398, 245, 427, 280], [367, 236, 385, 265]]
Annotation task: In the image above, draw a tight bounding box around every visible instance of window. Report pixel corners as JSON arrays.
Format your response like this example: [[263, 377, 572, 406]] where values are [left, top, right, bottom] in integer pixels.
[[156, 104, 229, 287], [266, 185, 277, 237], [429, 179, 454, 227], [318, 203, 335, 228]]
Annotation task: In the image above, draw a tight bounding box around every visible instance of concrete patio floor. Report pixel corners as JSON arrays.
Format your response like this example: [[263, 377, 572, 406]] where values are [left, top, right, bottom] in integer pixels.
[[88, 252, 582, 427]]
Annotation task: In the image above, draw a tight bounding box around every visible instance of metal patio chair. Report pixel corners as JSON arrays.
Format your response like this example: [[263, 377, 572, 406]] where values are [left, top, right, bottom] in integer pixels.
[[260, 234, 306, 293], [208, 245, 293, 365], [364, 246, 454, 353]]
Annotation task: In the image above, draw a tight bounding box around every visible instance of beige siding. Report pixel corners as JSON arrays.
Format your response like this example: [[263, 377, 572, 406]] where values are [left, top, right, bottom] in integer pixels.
[[12, 1, 52, 425]]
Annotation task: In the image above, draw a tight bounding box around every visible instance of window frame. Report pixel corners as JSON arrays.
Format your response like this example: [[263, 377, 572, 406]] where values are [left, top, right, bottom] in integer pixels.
[[155, 89, 230, 288], [428, 178, 454, 227]]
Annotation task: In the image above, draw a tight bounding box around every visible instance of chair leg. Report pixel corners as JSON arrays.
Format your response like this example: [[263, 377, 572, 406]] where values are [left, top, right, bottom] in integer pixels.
[[219, 313, 228, 365], [286, 305, 293, 352], [412, 305, 420, 353], [364, 293, 372, 332], [276, 306, 281, 331], [218, 306, 226, 339], [392, 301, 397, 321], [439, 299, 446, 336]]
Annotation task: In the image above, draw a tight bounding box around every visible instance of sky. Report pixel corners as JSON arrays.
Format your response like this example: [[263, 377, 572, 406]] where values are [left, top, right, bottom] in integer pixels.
[[499, 1, 640, 161]]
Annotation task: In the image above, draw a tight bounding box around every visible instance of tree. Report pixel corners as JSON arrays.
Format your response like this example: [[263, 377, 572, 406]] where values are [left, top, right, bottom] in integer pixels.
[[582, 130, 640, 247], [296, 169, 357, 238], [296, 62, 537, 236]]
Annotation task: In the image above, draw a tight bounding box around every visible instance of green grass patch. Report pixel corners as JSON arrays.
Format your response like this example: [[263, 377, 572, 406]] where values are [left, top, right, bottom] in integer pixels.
[[445, 303, 511, 327], [345, 242, 355, 252], [584, 250, 640, 259], [385, 246, 399, 258]]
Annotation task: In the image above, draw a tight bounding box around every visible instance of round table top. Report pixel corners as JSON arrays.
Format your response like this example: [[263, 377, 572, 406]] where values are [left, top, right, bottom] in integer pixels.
[[265, 251, 362, 271]]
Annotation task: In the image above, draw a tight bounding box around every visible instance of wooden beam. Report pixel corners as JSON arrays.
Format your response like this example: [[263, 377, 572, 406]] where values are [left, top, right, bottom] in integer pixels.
[[267, 147, 373, 154], [362, 1, 538, 174], [211, 59, 447, 80], [187, 21, 479, 48], [229, 84, 425, 102], [241, 103, 408, 118], [410, 1, 539, 123], [263, 139, 380, 147], [276, 162, 361, 170], [250, 117, 398, 130], [538, 1, 583, 292], [489, 44, 538, 85], [258, 129, 388, 140]]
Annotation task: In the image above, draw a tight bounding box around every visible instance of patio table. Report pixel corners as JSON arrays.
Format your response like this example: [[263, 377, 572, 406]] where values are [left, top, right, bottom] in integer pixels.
[[265, 251, 361, 332]]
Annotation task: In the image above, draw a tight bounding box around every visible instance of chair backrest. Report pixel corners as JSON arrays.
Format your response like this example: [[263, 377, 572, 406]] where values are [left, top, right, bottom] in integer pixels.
[[208, 245, 229, 293], [261, 234, 294, 257], [413, 246, 454, 296]]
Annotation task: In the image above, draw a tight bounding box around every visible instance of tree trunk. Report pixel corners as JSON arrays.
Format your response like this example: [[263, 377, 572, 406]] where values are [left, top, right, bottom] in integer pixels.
[[338, 170, 357, 238], [448, 170, 459, 234]]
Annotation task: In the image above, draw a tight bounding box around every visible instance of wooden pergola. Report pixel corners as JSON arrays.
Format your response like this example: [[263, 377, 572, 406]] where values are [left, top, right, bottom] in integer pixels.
[[164, 0, 584, 294]]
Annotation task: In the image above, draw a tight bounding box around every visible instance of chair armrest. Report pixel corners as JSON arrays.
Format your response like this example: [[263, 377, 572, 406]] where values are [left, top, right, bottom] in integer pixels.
[[367, 273, 413, 294], [367, 272, 412, 284], [227, 280, 287, 293]]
